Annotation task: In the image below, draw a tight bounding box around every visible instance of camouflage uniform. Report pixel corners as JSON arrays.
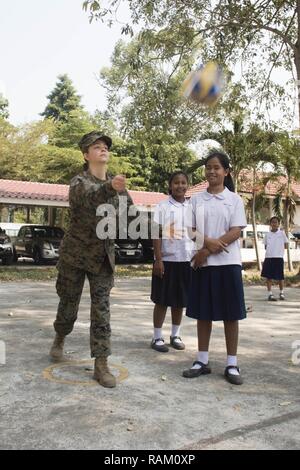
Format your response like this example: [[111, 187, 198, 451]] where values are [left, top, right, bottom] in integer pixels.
[[54, 170, 133, 358]]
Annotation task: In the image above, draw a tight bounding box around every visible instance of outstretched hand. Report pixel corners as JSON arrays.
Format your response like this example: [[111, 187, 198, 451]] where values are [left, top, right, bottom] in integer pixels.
[[112, 175, 126, 193]]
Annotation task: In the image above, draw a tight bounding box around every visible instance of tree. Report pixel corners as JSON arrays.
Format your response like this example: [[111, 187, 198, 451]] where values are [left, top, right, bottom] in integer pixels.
[[84, 1, 300, 127], [50, 109, 94, 149], [0, 94, 9, 120], [0, 117, 16, 179], [41, 74, 83, 122], [270, 133, 300, 271]]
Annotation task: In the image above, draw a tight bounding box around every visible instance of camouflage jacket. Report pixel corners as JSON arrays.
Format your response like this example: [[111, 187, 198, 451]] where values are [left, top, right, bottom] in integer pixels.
[[58, 170, 133, 274]]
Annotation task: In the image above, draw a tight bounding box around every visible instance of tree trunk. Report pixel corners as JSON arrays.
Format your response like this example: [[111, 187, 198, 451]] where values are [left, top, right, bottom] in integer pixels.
[[296, 1, 300, 127], [251, 169, 261, 271], [285, 178, 293, 272]]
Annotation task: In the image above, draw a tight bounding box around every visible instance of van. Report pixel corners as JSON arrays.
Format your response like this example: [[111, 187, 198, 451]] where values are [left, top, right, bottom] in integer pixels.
[[240, 224, 269, 249], [240, 224, 297, 249]]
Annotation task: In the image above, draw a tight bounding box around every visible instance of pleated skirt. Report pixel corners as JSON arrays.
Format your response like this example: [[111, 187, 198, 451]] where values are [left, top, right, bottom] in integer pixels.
[[186, 265, 246, 321], [261, 257, 284, 280], [151, 261, 191, 308]]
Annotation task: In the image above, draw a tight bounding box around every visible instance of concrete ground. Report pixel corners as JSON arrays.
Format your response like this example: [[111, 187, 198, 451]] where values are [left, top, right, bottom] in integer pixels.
[[0, 277, 299, 450]]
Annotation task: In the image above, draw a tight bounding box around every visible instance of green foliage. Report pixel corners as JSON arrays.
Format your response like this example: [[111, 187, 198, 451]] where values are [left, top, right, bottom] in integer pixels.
[[0, 94, 9, 120], [41, 74, 83, 122], [84, 0, 299, 126], [50, 109, 94, 149]]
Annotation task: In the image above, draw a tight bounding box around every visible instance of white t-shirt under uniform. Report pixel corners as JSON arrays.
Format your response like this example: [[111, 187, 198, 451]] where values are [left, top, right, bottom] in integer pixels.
[[264, 230, 288, 258], [190, 187, 247, 267], [153, 196, 195, 262]]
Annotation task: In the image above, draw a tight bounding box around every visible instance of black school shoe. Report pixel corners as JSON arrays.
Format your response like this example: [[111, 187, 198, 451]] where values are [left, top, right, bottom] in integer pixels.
[[224, 366, 243, 385], [170, 336, 185, 350], [268, 294, 277, 301], [151, 338, 169, 353], [182, 361, 211, 378]]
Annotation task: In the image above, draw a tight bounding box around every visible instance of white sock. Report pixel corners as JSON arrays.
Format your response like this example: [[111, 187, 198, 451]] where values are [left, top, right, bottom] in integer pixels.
[[280, 290, 284, 294], [268, 291, 273, 297], [171, 324, 180, 338], [227, 355, 239, 375], [153, 328, 164, 345], [191, 351, 209, 369]]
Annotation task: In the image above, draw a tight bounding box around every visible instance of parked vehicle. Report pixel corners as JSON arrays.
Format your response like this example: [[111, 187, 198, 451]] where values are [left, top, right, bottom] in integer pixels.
[[240, 224, 269, 249], [0, 223, 25, 243], [0, 226, 14, 265], [14, 225, 64, 264], [115, 238, 143, 263], [240, 224, 298, 250], [0, 223, 27, 261]]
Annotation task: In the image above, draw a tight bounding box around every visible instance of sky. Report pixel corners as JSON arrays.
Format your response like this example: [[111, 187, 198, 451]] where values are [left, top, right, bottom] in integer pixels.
[[0, 0, 130, 125]]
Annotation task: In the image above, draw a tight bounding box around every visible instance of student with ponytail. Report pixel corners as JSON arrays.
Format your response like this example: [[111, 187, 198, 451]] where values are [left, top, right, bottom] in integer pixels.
[[183, 151, 247, 385]]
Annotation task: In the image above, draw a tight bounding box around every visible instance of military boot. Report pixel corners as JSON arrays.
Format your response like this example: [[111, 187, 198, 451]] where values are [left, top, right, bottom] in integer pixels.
[[93, 357, 116, 388], [49, 334, 65, 361]]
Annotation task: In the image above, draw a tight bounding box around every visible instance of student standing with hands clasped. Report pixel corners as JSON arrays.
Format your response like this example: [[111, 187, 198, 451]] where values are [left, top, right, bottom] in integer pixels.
[[261, 216, 288, 301], [150, 171, 194, 353], [183, 151, 247, 385]]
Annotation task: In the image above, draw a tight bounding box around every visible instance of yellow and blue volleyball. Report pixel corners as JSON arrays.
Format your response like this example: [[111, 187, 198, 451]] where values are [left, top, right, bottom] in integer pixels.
[[181, 62, 224, 106]]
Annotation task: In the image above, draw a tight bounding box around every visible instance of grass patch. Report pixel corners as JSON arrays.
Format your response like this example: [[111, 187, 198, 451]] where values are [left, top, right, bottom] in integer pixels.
[[0, 266, 58, 282], [1, 263, 299, 286], [115, 264, 152, 277], [0, 263, 153, 282], [243, 270, 300, 287]]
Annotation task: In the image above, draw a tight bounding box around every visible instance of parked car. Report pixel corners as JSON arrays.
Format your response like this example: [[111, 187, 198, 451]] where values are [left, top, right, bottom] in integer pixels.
[[14, 225, 64, 264], [0, 223, 28, 261], [0, 223, 25, 242], [0, 227, 14, 265], [240, 224, 297, 249], [115, 238, 143, 263], [292, 231, 300, 240], [240, 224, 269, 249]]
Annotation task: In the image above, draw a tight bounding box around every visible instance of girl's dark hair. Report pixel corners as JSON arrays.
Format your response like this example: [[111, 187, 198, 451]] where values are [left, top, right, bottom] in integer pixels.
[[270, 216, 280, 223], [204, 151, 235, 192], [168, 171, 189, 194], [83, 161, 89, 171]]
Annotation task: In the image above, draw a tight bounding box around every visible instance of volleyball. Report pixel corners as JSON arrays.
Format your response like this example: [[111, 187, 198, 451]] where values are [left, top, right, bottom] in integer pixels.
[[181, 62, 224, 106]]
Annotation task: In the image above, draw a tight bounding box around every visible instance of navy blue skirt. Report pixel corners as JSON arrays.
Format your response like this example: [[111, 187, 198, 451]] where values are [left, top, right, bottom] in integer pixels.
[[261, 258, 284, 280], [151, 261, 191, 308], [186, 265, 246, 321]]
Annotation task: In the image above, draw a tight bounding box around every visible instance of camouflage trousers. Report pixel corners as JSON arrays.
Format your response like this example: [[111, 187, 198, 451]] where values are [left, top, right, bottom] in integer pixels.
[[54, 258, 114, 358]]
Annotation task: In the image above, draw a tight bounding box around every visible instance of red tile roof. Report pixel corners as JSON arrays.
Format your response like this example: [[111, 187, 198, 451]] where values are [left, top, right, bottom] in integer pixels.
[[0, 179, 69, 202], [186, 181, 208, 197], [0, 179, 168, 206]]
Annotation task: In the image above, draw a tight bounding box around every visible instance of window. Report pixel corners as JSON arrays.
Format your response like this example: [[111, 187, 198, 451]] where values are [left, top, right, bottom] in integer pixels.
[[18, 227, 26, 237]]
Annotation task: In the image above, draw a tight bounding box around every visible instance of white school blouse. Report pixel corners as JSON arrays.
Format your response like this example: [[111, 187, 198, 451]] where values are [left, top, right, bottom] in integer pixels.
[[264, 230, 288, 258], [153, 196, 195, 262], [190, 187, 247, 267]]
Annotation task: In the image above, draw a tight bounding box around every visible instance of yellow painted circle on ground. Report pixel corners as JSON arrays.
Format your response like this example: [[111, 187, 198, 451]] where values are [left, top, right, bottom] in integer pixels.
[[43, 360, 128, 386]]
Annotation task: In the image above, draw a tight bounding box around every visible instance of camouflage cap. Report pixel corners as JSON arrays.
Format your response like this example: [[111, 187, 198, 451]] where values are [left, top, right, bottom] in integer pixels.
[[78, 131, 112, 153]]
